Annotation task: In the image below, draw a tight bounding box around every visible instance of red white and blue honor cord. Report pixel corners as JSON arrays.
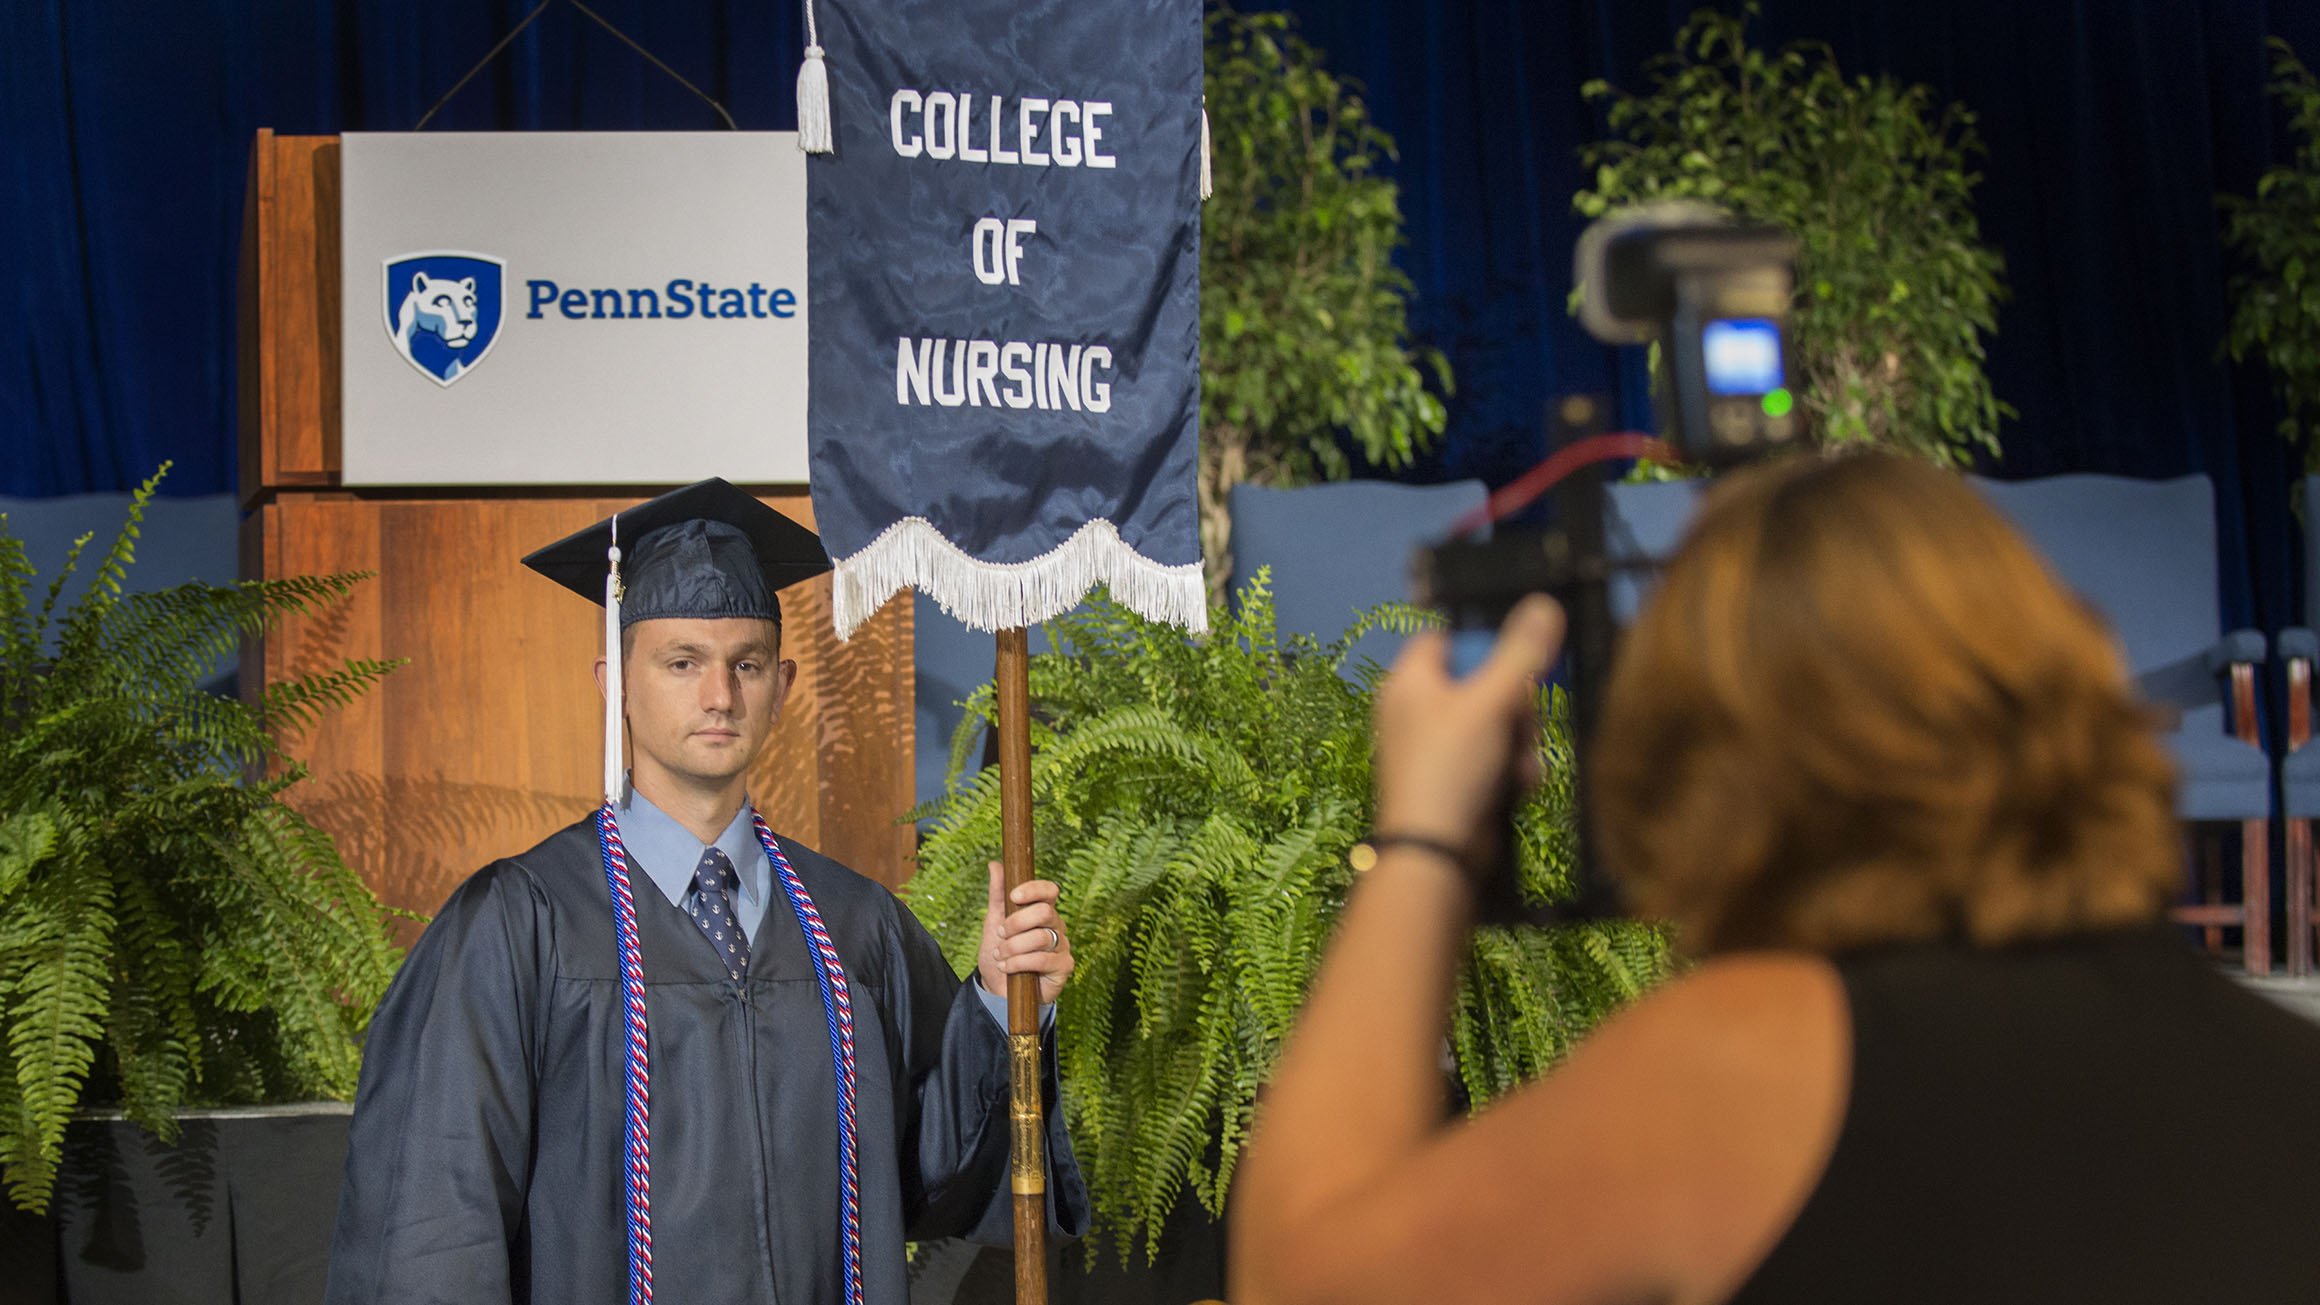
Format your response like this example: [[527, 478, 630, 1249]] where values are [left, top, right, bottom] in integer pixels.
[[756, 810, 866, 1305], [592, 803, 865, 1305], [593, 803, 656, 1303]]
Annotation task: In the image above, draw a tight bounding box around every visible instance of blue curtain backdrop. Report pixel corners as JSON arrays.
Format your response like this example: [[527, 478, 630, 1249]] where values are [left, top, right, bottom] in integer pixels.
[[8, 0, 2320, 628]]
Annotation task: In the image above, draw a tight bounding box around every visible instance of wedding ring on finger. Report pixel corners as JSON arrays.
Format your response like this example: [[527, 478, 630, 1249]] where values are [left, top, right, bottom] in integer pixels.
[[1042, 926, 1061, 952]]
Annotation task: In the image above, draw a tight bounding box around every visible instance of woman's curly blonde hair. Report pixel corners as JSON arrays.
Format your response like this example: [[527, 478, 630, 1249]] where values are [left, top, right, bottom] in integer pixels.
[[1594, 452, 2181, 955]]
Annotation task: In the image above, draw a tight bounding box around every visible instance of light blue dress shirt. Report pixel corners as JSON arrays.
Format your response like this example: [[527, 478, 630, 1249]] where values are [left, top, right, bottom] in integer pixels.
[[619, 783, 771, 942], [619, 781, 1041, 1027]]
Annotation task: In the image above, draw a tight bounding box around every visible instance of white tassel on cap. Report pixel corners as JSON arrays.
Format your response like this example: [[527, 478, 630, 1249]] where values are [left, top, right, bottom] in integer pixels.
[[796, 0, 834, 154], [1199, 99, 1213, 200], [603, 517, 626, 803]]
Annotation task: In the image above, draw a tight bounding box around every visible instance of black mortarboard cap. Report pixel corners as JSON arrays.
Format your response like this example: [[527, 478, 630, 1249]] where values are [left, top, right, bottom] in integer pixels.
[[521, 478, 832, 628]]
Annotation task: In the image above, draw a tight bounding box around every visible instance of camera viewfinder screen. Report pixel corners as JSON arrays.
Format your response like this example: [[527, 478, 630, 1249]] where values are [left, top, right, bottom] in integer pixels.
[[1701, 318, 1784, 396]]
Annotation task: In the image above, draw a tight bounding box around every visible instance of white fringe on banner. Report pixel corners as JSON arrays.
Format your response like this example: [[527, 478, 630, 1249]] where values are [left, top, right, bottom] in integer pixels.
[[831, 517, 1210, 641]]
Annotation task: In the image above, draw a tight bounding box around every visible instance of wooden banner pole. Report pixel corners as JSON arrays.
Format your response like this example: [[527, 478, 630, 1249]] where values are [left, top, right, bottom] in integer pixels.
[[995, 627, 1048, 1304]]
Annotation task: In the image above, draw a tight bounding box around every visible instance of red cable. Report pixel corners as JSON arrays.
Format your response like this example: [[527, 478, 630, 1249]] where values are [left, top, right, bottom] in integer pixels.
[[1445, 433, 1681, 538]]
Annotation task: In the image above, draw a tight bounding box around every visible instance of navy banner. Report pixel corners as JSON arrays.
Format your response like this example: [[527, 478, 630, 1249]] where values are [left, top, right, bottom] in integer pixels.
[[806, 0, 1205, 638]]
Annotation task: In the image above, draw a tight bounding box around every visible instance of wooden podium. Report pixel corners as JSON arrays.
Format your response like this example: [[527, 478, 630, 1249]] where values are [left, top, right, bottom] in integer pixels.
[[236, 130, 917, 932]]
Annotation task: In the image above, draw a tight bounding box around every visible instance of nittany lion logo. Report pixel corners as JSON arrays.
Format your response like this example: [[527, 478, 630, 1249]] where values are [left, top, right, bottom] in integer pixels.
[[382, 252, 506, 387]]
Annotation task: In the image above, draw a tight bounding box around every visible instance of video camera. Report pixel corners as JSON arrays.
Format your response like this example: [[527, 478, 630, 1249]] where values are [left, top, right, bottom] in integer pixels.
[[1411, 204, 1801, 923]]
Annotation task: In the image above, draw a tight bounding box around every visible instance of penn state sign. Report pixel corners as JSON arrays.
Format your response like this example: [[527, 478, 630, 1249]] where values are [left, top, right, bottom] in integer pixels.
[[805, 0, 1206, 638], [382, 252, 505, 386], [340, 133, 808, 487]]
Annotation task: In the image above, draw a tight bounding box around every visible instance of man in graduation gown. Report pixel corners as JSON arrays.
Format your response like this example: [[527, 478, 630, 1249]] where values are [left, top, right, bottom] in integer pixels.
[[325, 480, 1089, 1305]]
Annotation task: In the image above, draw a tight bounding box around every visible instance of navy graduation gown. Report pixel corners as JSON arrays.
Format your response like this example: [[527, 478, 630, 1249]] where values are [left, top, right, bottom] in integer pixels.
[[325, 816, 1088, 1305]]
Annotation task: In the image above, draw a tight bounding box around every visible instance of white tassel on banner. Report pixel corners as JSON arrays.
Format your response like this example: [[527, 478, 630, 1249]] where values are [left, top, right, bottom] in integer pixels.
[[602, 518, 626, 804], [797, 46, 834, 153], [796, 0, 834, 154], [829, 517, 1210, 641], [1199, 100, 1214, 200]]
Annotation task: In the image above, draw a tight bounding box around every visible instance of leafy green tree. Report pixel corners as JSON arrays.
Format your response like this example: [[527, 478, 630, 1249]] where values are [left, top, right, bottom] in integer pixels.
[[1575, 6, 2009, 466], [0, 467, 405, 1213], [903, 575, 1667, 1263], [2221, 38, 2320, 474], [1201, 8, 1451, 595]]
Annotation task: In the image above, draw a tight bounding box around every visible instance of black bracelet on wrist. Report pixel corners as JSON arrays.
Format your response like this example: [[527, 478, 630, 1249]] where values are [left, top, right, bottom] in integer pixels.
[[1350, 832, 1474, 875]]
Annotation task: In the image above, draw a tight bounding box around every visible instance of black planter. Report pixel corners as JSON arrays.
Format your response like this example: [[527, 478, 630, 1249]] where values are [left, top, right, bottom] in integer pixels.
[[914, 1185, 1227, 1305], [1050, 1192, 1226, 1305], [0, 1106, 351, 1305]]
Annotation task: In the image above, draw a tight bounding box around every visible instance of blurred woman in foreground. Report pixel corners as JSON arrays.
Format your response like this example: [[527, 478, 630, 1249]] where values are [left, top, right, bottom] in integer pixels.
[[1232, 453, 2320, 1305]]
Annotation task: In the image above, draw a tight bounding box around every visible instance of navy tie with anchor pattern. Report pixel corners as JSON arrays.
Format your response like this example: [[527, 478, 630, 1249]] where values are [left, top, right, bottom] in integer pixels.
[[689, 846, 749, 980]]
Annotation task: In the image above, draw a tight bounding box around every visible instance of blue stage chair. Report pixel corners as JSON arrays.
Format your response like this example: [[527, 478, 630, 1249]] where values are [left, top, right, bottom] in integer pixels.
[[1603, 479, 1705, 623], [1973, 474, 2273, 973], [913, 594, 1105, 812], [1226, 479, 1488, 677], [913, 592, 994, 813], [2271, 476, 2320, 973], [0, 492, 242, 691]]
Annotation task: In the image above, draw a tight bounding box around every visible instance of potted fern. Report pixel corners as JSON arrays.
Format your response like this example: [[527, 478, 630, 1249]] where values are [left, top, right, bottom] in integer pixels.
[[904, 574, 1667, 1292], [0, 467, 404, 1291]]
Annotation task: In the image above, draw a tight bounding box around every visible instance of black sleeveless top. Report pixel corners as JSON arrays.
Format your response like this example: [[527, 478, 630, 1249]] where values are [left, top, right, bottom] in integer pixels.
[[1728, 929, 2320, 1304]]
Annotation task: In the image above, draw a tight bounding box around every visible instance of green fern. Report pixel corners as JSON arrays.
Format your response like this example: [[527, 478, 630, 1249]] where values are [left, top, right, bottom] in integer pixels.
[[904, 572, 1670, 1264], [0, 465, 407, 1213]]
